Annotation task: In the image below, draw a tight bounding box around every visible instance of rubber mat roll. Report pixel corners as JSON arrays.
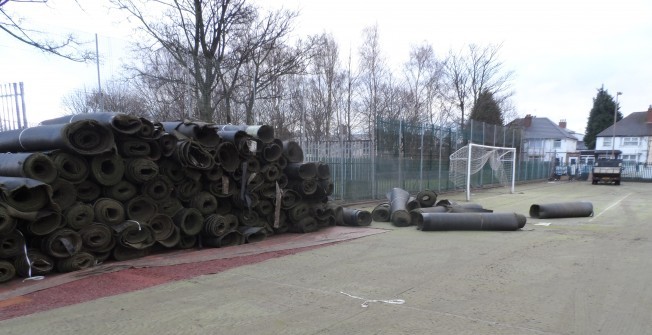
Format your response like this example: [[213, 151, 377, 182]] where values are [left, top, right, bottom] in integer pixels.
[[157, 225, 181, 248], [316, 162, 331, 180], [0, 230, 25, 258], [158, 197, 184, 217], [409, 207, 448, 228], [0, 120, 114, 155], [116, 136, 151, 157], [371, 203, 391, 222], [141, 176, 173, 200], [49, 178, 77, 210], [146, 214, 174, 241], [93, 250, 112, 263], [112, 220, 156, 250], [289, 216, 318, 233], [0, 260, 16, 283], [74, 179, 101, 203], [260, 140, 283, 162], [217, 130, 252, 155], [175, 177, 202, 202], [21, 210, 63, 236], [112, 244, 150, 261], [93, 198, 126, 226], [158, 159, 185, 183], [202, 229, 244, 248], [0, 205, 17, 234], [161, 120, 221, 148], [124, 158, 159, 184], [326, 202, 344, 226], [173, 208, 204, 236], [259, 182, 277, 199], [416, 190, 438, 207], [260, 164, 281, 181], [146, 140, 162, 161], [529, 201, 594, 219], [202, 214, 233, 237], [0, 152, 58, 183], [174, 140, 215, 170], [56, 251, 95, 273], [63, 202, 94, 230], [388, 187, 411, 227], [288, 202, 310, 223], [285, 162, 317, 180], [203, 164, 224, 182], [158, 132, 178, 157], [126, 196, 158, 223], [136, 117, 163, 140], [341, 208, 372, 226], [288, 179, 318, 196], [0, 177, 52, 212], [214, 196, 233, 215], [189, 191, 218, 215], [406, 197, 420, 211], [13, 249, 54, 278], [89, 151, 125, 186], [104, 180, 138, 202], [238, 226, 267, 243], [40, 112, 143, 135], [214, 141, 240, 172], [282, 140, 304, 163], [417, 212, 527, 231], [79, 223, 114, 252], [49, 150, 89, 184], [42, 228, 83, 258], [255, 199, 274, 216], [238, 209, 261, 227], [176, 234, 197, 249]]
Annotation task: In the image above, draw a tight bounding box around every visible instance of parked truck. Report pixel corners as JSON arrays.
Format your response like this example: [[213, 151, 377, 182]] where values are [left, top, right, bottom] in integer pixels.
[[592, 159, 622, 185]]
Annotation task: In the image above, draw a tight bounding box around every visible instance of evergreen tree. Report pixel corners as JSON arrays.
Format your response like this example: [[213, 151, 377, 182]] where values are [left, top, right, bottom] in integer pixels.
[[469, 89, 503, 125], [584, 87, 622, 150]]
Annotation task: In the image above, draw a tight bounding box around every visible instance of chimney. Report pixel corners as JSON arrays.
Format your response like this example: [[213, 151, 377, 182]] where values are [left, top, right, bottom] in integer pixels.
[[647, 105, 652, 123], [559, 119, 567, 129], [524, 114, 533, 128]]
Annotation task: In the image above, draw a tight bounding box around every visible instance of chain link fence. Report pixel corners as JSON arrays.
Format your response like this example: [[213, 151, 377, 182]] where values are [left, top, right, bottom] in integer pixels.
[[302, 118, 555, 201]]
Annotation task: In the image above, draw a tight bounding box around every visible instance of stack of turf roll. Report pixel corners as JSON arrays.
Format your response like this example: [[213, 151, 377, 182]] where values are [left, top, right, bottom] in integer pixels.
[[0, 113, 343, 284]]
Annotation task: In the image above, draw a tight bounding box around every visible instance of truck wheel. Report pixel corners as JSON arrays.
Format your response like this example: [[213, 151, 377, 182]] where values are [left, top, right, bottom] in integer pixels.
[[615, 181, 620, 185]]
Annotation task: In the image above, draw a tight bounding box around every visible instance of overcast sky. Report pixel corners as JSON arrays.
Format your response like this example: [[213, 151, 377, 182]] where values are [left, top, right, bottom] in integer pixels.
[[1, 0, 651, 133]]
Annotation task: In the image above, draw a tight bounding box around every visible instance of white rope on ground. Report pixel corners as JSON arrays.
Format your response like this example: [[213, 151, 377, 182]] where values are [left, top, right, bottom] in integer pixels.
[[340, 291, 405, 308]]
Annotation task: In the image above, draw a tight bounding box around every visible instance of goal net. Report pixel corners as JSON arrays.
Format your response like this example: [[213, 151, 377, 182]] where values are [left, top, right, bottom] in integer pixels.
[[449, 143, 516, 201]]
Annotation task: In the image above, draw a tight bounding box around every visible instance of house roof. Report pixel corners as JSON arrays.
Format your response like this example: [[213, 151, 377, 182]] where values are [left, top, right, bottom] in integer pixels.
[[508, 116, 577, 140], [597, 111, 652, 137]]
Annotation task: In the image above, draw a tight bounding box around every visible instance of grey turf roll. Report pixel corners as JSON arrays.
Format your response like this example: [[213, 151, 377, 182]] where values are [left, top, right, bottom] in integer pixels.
[[21, 210, 63, 236], [174, 140, 215, 170], [124, 158, 159, 184], [79, 222, 115, 252], [40, 112, 143, 135], [93, 198, 126, 226], [0, 120, 114, 155], [371, 202, 391, 222], [157, 225, 181, 248], [285, 162, 317, 180], [189, 191, 218, 215], [158, 159, 185, 183], [104, 180, 138, 202], [90, 151, 125, 186], [141, 176, 173, 200], [42, 228, 83, 258], [0, 176, 52, 212], [126, 196, 158, 223], [148, 214, 175, 241], [158, 133, 178, 157], [529, 201, 594, 219], [63, 202, 94, 230], [0, 230, 25, 258], [0, 260, 16, 283], [75, 179, 101, 203], [56, 251, 95, 273], [116, 136, 151, 157], [0, 152, 58, 183], [388, 187, 411, 227], [202, 214, 233, 237], [13, 249, 54, 277], [417, 212, 527, 231], [50, 178, 77, 210], [173, 208, 204, 236], [158, 197, 184, 217], [49, 150, 89, 184], [112, 220, 156, 250], [416, 190, 438, 207], [341, 208, 372, 226]]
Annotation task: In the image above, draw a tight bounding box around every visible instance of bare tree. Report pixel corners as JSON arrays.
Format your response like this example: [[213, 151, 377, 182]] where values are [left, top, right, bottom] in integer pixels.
[[0, 0, 94, 61], [403, 43, 444, 125], [358, 24, 386, 138], [61, 81, 148, 116]]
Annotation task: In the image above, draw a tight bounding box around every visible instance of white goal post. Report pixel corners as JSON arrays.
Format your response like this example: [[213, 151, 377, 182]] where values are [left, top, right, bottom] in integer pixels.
[[449, 143, 516, 201]]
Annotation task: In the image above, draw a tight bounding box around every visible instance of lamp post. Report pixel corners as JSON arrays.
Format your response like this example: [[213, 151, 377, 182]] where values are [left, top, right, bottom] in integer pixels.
[[612, 92, 622, 159]]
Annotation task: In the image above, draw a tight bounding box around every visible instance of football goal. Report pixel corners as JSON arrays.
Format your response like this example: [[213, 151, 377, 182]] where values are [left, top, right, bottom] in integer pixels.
[[449, 143, 516, 201]]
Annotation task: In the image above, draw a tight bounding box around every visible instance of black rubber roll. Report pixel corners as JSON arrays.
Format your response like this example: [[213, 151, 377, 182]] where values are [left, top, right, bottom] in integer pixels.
[[238, 226, 267, 243], [21, 210, 63, 236], [175, 177, 202, 202], [146, 140, 162, 161], [56, 251, 95, 273], [161, 121, 221, 148], [50, 178, 77, 210], [0, 230, 25, 258], [112, 244, 150, 261], [124, 158, 159, 184], [448, 203, 493, 213], [136, 117, 163, 140], [238, 209, 261, 227], [529, 201, 594, 219], [104, 180, 138, 202], [289, 216, 318, 233], [158, 197, 184, 217], [189, 191, 219, 215], [176, 234, 197, 249], [173, 208, 204, 236], [79, 223, 114, 252], [341, 208, 372, 226], [214, 141, 240, 172], [417, 212, 527, 231], [13, 249, 54, 278], [327, 202, 344, 226], [89, 151, 125, 186], [93, 198, 126, 226], [203, 164, 224, 182], [288, 202, 310, 222], [42, 228, 83, 258], [158, 159, 185, 184], [0, 260, 16, 283], [202, 214, 233, 237], [409, 207, 448, 228], [141, 176, 173, 200], [49, 150, 89, 184], [39, 112, 143, 135], [260, 140, 283, 162], [0, 152, 58, 183], [63, 202, 94, 230], [282, 140, 304, 163], [74, 180, 101, 203], [0, 205, 17, 234], [158, 225, 181, 248], [148, 214, 175, 241], [316, 162, 331, 180], [416, 190, 437, 207], [288, 179, 318, 196], [0, 177, 52, 212], [202, 229, 244, 248], [112, 220, 156, 250], [214, 196, 233, 215], [255, 199, 274, 216], [126, 196, 158, 223], [371, 203, 391, 222], [285, 162, 317, 180], [116, 136, 151, 157], [388, 187, 411, 227], [174, 140, 215, 170], [406, 197, 420, 211], [158, 132, 178, 157], [0, 120, 115, 155]]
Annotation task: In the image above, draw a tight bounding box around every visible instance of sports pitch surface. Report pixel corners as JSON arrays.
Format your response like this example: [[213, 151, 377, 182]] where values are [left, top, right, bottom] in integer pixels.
[[2, 181, 652, 334]]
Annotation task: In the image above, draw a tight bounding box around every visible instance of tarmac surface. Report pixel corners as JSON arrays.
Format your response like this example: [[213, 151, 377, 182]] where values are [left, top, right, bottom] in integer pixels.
[[2, 180, 652, 334]]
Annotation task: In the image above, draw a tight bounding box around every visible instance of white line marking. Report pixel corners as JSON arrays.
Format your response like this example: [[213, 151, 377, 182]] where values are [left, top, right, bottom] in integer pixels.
[[590, 193, 632, 222]]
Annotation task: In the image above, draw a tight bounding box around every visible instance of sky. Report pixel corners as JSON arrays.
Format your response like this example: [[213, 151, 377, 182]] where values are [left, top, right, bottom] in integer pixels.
[[1, 0, 651, 133]]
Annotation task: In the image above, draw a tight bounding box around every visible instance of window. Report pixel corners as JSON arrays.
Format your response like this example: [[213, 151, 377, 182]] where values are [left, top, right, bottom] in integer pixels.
[[623, 137, 639, 146], [553, 139, 561, 148], [622, 154, 637, 162], [602, 137, 612, 147]]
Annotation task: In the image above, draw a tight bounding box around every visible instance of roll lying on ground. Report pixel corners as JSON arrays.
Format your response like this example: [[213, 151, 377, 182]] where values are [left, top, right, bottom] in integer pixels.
[[417, 212, 527, 231], [529, 201, 594, 219]]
